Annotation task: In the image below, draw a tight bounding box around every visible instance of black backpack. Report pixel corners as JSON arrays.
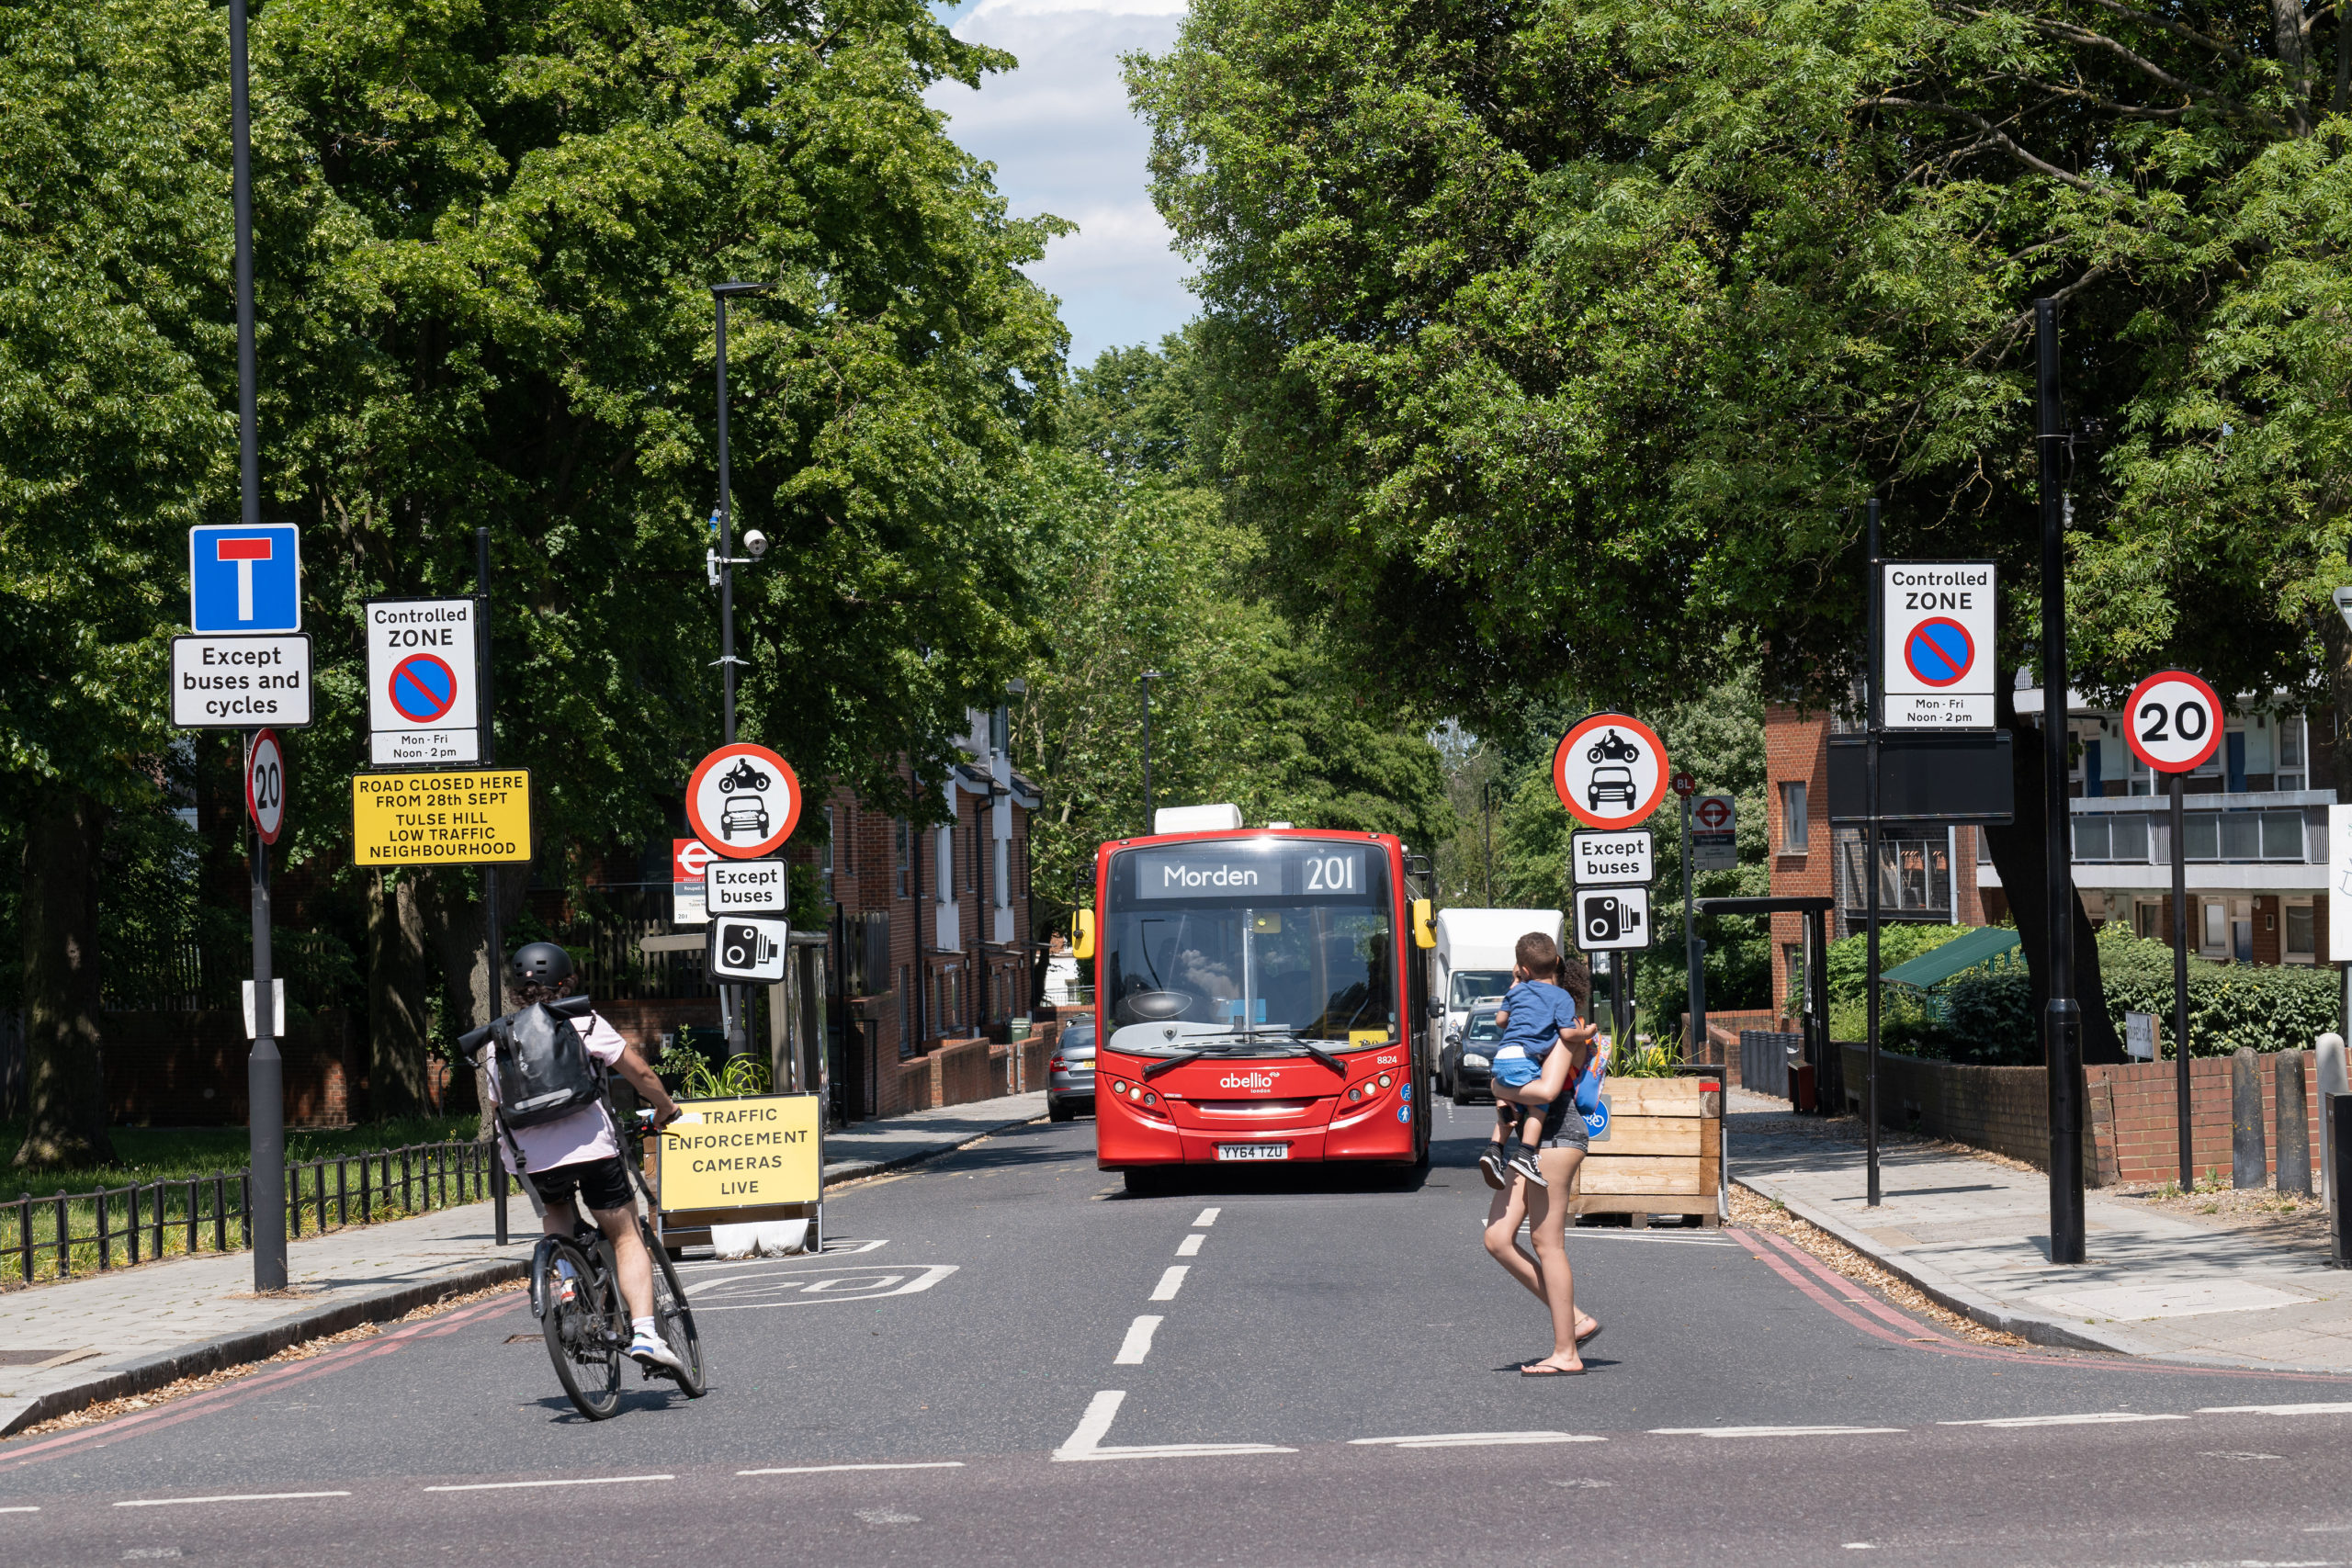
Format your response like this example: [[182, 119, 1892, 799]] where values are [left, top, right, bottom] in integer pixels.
[[484, 997, 605, 1129]]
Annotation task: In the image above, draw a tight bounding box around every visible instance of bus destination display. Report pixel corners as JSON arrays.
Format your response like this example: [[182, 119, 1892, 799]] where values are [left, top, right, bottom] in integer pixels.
[[1130, 844, 1371, 901]]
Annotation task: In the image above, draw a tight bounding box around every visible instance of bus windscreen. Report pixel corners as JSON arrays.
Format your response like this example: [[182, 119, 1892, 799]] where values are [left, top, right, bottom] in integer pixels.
[[1102, 840, 1396, 1055]]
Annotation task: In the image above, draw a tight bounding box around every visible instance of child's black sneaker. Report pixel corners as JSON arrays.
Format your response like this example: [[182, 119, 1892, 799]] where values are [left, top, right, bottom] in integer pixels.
[[1508, 1149, 1547, 1188], [1477, 1141, 1510, 1190]]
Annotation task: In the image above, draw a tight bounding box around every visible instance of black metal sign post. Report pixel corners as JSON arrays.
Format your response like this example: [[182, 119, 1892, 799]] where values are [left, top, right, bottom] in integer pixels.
[[2172, 768, 2191, 1189], [228, 0, 285, 1293], [2038, 298, 2086, 1267], [1865, 497, 1883, 1208], [476, 526, 507, 1247], [1677, 779, 1708, 1068]]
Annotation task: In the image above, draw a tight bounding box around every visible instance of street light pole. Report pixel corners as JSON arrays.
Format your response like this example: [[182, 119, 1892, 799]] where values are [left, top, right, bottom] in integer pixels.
[[2038, 296, 2087, 1265], [1138, 677, 1157, 831], [1481, 780, 1497, 905], [712, 281, 772, 1057], [227, 0, 283, 1293]]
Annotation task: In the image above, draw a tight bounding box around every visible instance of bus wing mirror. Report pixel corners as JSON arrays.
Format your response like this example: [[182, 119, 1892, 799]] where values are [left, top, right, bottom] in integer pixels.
[[1072, 909, 1096, 960], [1411, 898, 1436, 950]]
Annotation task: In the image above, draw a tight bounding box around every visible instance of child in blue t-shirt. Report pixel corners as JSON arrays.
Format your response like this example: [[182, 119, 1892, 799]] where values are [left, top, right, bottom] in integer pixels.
[[1476, 931, 1603, 1190]]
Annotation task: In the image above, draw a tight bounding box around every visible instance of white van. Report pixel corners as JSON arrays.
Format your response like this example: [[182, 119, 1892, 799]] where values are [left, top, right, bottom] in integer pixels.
[[1428, 908, 1566, 1091]]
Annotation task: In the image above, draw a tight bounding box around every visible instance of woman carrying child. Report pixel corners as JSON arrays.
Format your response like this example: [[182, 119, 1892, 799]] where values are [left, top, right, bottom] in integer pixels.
[[1476, 931, 1608, 1376]]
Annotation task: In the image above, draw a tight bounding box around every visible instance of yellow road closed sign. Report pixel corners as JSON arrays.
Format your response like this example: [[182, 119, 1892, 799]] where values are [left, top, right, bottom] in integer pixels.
[[352, 769, 532, 864], [659, 1094, 822, 1212]]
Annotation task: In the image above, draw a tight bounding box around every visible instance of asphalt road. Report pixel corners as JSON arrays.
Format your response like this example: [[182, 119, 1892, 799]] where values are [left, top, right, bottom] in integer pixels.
[[8, 1101, 2352, 1566]]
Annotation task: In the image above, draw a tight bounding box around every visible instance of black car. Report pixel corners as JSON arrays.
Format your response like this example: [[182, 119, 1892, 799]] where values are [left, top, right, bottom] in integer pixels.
[[1441, 1003, 1506, 1105], [1047, 1019, 1097, 1121]]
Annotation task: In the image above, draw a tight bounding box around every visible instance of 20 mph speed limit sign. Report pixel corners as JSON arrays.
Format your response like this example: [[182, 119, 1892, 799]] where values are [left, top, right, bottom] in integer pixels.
[[2122, 670, 2223, 775], [246, 729, 288, 844]]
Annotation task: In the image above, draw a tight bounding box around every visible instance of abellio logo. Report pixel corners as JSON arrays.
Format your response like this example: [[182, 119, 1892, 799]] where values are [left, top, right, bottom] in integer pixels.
[[1219, 1072, 1279, 1090]]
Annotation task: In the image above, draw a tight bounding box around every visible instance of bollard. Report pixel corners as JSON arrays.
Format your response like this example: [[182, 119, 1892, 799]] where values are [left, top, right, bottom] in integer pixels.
[[2278, 1050, 2312, 1197], [2320, 1035, 2348, 1219], [2232, 1047, 2267, 1190], [2334, 1094, 2352, 1269]]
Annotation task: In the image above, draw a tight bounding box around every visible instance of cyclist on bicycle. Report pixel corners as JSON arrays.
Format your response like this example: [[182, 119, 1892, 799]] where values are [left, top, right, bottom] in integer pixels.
[[490, 942, 687, 1375]]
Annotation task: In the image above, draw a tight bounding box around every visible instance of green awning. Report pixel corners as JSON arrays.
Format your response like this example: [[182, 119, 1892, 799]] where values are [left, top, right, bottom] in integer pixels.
[[1881, 926, 2021, 989]]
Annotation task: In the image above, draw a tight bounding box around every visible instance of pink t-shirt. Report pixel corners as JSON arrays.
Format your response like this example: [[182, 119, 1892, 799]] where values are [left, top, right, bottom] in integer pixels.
[[485, 1010, 629, 1175]]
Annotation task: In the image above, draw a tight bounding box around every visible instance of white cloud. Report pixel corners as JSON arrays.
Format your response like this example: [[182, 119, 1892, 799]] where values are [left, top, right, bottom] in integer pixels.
[[928, 0, 1196, 367]]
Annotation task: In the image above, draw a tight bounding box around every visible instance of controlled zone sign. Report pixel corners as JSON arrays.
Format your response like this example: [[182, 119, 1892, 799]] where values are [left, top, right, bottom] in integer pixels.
[[1571, 829, 1652, 886], [190, 525, 301, 634], [365, 598, 479, 767], [352, 770, 532, 864], [660, 1093, 821, 1211], [1882, 562, 1996, 730], [245, 729, 288, 844], [684, 743, 801, 860], [1553, 713, 1669, 831], [171, 636, 311, 728], [1574, 886, 1650, 953], [708, 914, 790, 983], [2123, 670, 2223, 775]]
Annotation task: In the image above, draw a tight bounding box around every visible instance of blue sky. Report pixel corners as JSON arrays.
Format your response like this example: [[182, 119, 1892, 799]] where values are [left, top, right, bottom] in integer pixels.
[[928, 0, 1194, 370]]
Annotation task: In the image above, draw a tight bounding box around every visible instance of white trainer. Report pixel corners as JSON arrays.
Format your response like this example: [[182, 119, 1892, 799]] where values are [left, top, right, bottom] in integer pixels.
[[628, 1330, 686, 1374]]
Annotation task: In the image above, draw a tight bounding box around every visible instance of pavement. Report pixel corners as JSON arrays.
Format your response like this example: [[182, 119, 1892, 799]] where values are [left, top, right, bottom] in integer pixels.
[[7, 1098, 2352, 1564], [1726, 1087, 2352, 1371], [0, 1092, 1046, 1437]]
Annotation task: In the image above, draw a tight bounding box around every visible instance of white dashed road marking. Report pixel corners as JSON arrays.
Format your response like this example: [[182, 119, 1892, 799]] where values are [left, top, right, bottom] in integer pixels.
[[1115, 1315, 1165, 1365], [1052, 1391, 1295, 1462], [1149, 1266, 1190, 1302], [1649, 1427, 1904, 1438], [1351, 1432, 1604, 1449], [116, 1492, 351, 1507], [2203, 1403, 2352, 1416], [1940, 1413, 2188, 1428], [423, 1475, 673, 1493], [1193, 1207, 1220, 1226], [739, 1462, 964, 1476], [1178, 1234, 1204, 1257]]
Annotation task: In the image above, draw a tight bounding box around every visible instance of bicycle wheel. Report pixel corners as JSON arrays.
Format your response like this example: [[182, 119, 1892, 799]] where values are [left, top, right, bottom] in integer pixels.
[[644, 1223, 707, 1397], [538, 1237, 624, 1420]]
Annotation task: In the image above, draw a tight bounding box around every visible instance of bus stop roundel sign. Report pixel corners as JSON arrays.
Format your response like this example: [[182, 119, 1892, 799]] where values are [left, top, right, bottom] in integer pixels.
[[1553, 713, 1669, 831], [684, 742, 802, 860]]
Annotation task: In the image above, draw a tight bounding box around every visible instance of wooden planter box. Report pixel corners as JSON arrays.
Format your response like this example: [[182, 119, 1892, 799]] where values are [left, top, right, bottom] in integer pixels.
[[1571, 1077, 1723, 1227]]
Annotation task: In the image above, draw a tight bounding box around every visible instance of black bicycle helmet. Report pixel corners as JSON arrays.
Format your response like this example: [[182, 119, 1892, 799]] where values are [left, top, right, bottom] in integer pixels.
[[509, 942, 575, 987]]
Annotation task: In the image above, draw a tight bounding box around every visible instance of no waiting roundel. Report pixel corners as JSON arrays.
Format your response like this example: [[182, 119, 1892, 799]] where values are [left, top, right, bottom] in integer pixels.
[[2123, 670, 2223, 775], [684, 742, 801, 860], [1553, 713, 1670, 830], [1903, 618, 1974, 687]]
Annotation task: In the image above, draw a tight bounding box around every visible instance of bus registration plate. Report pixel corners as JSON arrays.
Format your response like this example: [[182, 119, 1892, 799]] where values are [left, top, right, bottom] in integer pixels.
[[1216, 1143, 1289, 1162]]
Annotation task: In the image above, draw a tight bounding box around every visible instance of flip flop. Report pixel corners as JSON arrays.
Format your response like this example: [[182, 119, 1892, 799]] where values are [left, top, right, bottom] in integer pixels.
[[1521, 1360, 1586, 1377], [1576, 1321, 1602, 1348]]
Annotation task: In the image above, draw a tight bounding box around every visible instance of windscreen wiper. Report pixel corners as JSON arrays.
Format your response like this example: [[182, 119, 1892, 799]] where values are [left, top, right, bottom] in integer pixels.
[[1226, 1030, 1346, 1077], [1142, 1050, 1206, 1081]]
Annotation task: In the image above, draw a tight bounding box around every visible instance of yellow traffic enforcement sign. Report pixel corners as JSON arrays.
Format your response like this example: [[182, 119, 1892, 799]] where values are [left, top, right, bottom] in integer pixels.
[[351, 769, 532, 864], [659, 1094, 821, 1211]]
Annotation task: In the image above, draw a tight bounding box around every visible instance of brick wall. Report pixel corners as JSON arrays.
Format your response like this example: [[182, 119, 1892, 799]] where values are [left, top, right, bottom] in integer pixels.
[[597, 998, 721, 1053], [1766, 706, 1832, 1018], [1831, 1045, 2325, 1187], [1836, 1045, 2052, 1168], [1691, 1009, 1781, 1077], [2087, 1055, 2320, 1188], [872, 1021, 1061, 1118]]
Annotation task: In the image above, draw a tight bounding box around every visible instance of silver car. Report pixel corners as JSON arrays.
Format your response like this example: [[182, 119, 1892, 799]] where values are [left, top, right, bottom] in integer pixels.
[[1048, 1020, 1097, 1122]]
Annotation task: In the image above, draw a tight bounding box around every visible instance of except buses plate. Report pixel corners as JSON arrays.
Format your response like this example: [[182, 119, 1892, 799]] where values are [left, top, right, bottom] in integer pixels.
[[1216, 1144, 1290, 1161]]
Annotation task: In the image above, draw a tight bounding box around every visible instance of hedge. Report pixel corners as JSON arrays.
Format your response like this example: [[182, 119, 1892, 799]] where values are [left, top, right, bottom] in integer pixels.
[[1937, 930, 2337, 1061]]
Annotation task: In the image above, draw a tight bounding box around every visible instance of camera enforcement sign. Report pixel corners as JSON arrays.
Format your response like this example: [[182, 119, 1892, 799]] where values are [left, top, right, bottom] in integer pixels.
[[660, 1094, 822, 1210], [708, 914, 790, 983], [1575, 886, 1650, 953], [351, 770, 532, 864]]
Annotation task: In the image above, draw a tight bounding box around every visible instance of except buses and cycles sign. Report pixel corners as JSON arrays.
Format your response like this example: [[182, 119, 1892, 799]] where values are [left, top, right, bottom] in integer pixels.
[[351, 769, 533, 864], [659, 1094, 822, 1211]]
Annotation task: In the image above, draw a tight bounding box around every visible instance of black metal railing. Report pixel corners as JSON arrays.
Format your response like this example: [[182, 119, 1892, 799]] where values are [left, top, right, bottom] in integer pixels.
[[1, 1141, 514, 1288]]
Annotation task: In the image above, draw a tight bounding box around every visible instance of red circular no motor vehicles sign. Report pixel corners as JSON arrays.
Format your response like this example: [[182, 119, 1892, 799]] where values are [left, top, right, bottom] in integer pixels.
[[684, 742, 802, 860], [1552, 713, 1670, 831]]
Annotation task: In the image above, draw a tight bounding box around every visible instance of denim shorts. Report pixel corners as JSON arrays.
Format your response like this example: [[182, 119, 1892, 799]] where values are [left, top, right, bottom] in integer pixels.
[[1489, 1049, 1543, 1090], [1536, 1100, 1589, 1152]]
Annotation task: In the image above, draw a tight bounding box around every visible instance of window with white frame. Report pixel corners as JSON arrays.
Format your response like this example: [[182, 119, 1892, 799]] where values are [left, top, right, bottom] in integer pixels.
[[2287, 899, 2317, 961], [1779, 781, 1809, 854], [2279, 716, 2309, 791]]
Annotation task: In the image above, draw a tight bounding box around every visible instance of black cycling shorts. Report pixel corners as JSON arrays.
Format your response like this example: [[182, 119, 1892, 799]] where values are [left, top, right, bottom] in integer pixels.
[[527, 1155, 634, 1214]]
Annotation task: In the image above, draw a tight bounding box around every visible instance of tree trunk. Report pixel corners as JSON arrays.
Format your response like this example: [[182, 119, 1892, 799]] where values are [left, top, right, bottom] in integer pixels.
[[367, 868, 432, 1120], [2278, 0, 2312, 132], [1979, 682, 2125, 1066], [13, 789, 114, 1168]]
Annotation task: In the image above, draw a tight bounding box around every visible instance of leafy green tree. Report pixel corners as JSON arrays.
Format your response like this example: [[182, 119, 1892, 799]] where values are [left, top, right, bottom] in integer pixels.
[[1015, 339, 1456, 919], [1128, 0, 2352, 1066], [0, 0, 1069, 1156]]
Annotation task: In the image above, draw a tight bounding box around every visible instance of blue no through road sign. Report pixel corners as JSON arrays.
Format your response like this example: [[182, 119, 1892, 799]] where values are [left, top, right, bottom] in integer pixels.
[[1903, 617, 1974, 688], [190, 525, 301, 633]]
